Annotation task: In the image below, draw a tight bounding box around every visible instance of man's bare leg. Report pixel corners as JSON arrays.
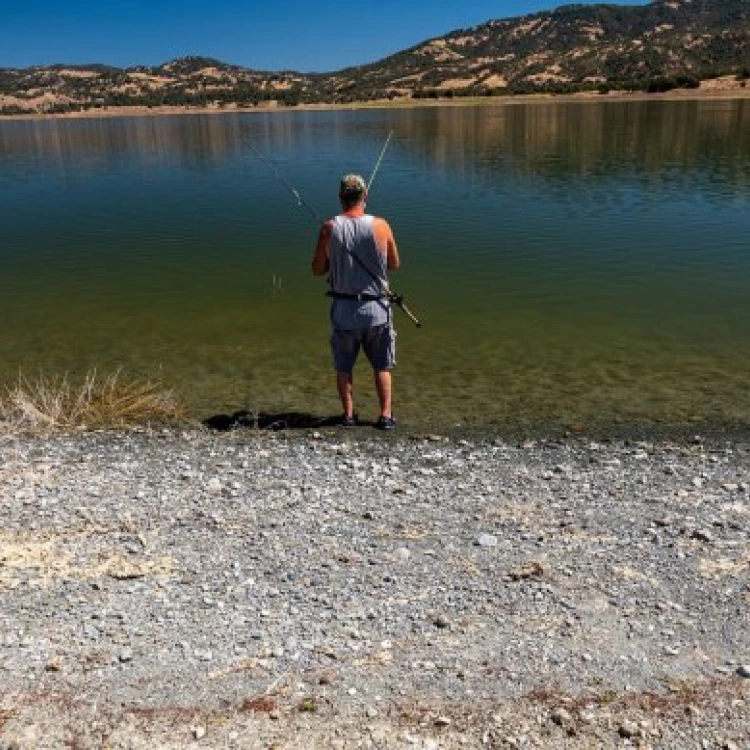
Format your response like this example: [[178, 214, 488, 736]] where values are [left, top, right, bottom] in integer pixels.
[[374, 370, 392, 418], [336, 371, 354, 417]]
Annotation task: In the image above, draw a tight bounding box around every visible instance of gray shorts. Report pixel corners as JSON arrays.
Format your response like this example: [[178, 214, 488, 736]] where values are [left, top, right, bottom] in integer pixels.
[[331, 324, 396, 373]]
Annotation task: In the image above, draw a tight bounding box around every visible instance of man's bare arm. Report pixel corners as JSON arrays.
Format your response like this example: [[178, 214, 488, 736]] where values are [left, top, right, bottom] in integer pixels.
[[374, 218, 400, 270], [312, 222, 332, 276]]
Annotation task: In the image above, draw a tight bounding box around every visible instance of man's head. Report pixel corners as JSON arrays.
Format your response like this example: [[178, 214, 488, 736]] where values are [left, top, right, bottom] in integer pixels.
[[339, 174, 367, 210]]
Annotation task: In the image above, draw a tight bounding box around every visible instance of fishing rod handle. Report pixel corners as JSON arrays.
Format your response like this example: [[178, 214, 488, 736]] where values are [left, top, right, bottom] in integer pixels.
[[398, 301, 423, 328]]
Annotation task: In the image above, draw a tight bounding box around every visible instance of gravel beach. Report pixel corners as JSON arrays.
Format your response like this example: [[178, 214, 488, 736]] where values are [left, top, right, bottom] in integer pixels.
[[1, 428, 749, 749]]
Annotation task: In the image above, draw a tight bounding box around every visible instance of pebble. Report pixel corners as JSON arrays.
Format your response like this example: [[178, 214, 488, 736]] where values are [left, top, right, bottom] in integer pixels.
[[551, 707, 572, 726], [193, 726, 206, 740], [2, 431, 749, 747], [475, 533, 499, 548], [432, 614, 451, 629], [691, 529, 713, 543], [618, 720, 640, 738]]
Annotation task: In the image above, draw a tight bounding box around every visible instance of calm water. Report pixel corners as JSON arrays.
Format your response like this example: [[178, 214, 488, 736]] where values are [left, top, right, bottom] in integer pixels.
[[1, 100, 750, 434]]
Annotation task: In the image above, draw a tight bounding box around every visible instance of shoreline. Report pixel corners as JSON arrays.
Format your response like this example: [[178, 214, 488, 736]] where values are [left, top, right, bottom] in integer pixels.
[[1, 86, 749, 123], [6, 413, 750, 448]]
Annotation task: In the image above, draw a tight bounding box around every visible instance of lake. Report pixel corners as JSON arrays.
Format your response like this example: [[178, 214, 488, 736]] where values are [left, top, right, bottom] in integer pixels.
[[1, 99, 749, 435]]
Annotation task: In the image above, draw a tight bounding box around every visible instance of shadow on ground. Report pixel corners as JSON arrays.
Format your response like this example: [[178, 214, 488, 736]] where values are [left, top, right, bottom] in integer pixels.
[[203, 410, 374, 432]]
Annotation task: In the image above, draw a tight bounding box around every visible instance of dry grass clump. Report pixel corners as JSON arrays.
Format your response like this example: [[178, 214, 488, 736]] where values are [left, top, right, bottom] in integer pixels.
[[0, 370, 185, 433]]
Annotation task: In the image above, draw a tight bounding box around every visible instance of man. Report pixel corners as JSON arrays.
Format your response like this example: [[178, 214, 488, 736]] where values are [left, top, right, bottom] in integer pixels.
[[312, 174, 400, 429]]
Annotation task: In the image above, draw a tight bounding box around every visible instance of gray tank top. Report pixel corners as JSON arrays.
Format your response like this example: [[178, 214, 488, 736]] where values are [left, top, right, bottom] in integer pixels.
[[328, 214, 390, 330]]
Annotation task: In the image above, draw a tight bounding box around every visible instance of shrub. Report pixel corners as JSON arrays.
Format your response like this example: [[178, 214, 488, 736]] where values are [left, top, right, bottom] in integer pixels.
[[645, 77, 677, 93], [0, 370, 184, 433], [675, 74, 700, 89]]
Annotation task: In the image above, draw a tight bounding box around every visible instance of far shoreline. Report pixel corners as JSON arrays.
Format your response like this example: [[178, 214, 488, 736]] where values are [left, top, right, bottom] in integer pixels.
[[1, 85, 749, 123]]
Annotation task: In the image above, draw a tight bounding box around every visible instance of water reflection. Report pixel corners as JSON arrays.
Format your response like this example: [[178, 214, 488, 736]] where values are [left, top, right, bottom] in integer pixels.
[[389, 99, 750, 191], [1, 100, 749, 184]]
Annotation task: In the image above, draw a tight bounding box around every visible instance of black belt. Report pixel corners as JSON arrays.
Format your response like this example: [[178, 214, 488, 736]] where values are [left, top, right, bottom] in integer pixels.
[[326, 291, 388, 302]]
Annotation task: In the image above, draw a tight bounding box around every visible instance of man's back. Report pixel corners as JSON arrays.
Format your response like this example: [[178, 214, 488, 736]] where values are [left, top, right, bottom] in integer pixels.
[[328, 214, 389, 330]]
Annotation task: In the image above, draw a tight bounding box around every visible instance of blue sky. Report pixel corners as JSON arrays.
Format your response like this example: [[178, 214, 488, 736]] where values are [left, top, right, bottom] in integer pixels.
[[2, 0, 649, 72]]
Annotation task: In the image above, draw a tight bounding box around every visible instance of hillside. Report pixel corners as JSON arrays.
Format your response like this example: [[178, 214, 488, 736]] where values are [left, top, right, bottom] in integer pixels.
[[323, 0, 750, 100], [2, 0, 750, 114]]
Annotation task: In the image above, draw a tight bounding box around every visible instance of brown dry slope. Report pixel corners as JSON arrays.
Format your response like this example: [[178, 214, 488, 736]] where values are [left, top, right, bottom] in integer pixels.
[[2, 0, 750, 113]]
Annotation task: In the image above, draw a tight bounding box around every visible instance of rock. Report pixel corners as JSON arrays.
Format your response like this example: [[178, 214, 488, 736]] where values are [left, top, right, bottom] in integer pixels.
[[193, 726, 206, 740], [434, 716, 452, 727], [509, 561, 546, 581], [737, 665, 750, 679], [206, 478, 222, 495], [551, 707, 572, 726], [118, 647, 133, 663], [394, 547, 411, 562], [475, 533, 499, 548], [691, 529, 713, 543], [618, 720, 640, 739], [432, 614, 451, 629]]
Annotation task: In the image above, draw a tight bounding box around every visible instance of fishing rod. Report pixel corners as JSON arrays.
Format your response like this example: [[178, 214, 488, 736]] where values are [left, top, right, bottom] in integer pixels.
[[367, 129, 393, 192], [245, 133, 422, 328]]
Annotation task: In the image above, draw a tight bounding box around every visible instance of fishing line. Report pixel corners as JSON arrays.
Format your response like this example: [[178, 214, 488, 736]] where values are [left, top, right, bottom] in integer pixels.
[[244, 138, 323, 223]]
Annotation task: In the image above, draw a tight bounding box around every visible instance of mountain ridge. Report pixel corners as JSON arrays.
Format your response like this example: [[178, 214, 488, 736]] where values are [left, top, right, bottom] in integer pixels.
[[2, 0, 749, 114]]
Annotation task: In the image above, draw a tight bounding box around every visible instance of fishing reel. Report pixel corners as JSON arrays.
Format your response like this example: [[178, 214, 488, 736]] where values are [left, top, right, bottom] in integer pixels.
[[388, 292, 422, 328]]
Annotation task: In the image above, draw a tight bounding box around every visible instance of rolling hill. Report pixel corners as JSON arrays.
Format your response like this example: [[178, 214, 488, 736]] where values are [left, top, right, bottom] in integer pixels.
[[1, 0, 749, 114]]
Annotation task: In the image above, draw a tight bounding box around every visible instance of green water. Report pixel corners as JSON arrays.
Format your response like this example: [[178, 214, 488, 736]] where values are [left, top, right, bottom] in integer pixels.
[[1, 100, 750, 434]]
